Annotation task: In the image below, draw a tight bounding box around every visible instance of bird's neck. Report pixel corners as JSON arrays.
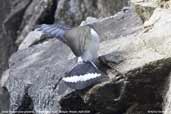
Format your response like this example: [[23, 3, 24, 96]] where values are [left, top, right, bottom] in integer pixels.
[[86, 24, 98, 33]]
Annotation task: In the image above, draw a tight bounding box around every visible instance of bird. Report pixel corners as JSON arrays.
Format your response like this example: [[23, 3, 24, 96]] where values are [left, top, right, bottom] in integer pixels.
[[23, 23, 127, 100], [34, 23, 103, 89], [35, 23, 100, 63]]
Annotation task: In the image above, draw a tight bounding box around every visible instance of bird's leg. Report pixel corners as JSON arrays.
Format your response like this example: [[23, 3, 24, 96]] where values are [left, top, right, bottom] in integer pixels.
[[77, 57, 83, 64], [68, 57, 83, 72], [89, 61, 98, 70]]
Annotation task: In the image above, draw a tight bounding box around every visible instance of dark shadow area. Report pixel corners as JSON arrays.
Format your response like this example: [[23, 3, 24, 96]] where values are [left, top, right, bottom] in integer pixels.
[[60, 92, 96, 114], [37, 0, 58, 24]]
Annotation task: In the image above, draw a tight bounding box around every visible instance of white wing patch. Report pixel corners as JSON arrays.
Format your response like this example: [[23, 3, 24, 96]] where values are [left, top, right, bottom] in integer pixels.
[[62, 73, 101, 83]]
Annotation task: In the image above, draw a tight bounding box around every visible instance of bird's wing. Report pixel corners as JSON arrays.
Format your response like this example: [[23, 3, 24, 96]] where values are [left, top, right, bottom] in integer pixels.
[[64, 26, 88, 57], [64, 25, 100, 60], [35, 24, 71, 41], [62, 61, 102, 90]]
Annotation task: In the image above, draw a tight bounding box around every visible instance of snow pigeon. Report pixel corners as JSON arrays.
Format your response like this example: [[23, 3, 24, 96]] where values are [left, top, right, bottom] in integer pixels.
[[34, 23, 103, 89]]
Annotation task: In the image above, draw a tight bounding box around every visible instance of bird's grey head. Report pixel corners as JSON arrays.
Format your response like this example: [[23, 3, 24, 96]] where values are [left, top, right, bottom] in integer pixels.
[[86, 23, 97, 32]]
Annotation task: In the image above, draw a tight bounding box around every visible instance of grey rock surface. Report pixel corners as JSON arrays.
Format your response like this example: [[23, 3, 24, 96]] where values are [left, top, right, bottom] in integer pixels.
[[0, 0, 138, 113], [0, 1, 16, 113], [0, 87, 10, 113], [3, 0, 171, 114], [55, 0, 129, 26], [85, 8, 171, 114], [7, 39, 73, 111], [16, 0, 56, 45], [18, 8, 142, 51], [3, 0, 32, 43], [0, 0, 14, 77], [4, 8, 144, 114], [3, 0, 130, 46]]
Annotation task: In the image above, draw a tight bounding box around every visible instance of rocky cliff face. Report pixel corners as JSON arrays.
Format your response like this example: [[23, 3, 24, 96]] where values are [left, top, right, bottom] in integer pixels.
[[1, 0, 171, 114], [0, 1, 15, 113], [1, 0, 129, 113], [0, 0, 16, 79]]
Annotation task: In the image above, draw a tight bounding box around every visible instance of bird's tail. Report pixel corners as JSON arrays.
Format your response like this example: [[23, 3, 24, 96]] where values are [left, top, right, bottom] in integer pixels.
[[62, 61, 104, 90], [34, 24, 71, 41]]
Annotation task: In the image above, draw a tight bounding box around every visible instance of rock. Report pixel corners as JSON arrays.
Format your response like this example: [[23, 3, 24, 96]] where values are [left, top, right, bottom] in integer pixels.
[[84, 8, 171, 113], [80, 17, 98, 26], [5, 2, 171, 114], [5, 7, 171, 114], [143, 7, 166, 27], [5, 8, 143, 114], [55, 0, 129, 26], [18, 8, 142, 52], [84, 58, 171, 113], [0, 0, 16, 77], [1, 70, 9, 87], [15, 0, 56, 45], [160, 0, 171, 8], [1, 0, 33, 76], [1, 0, 131, 80], [0, 0, 10, 34], [163, 73, 171, 114], [131, 0, 171, 22], [18, 31, 44, 50], [4, 0, 130, 47], [6, 39, 74, 112], [131, 0, 157, 22], [0, 87, 10, 113], [21, 0, 130, 45], [0, 69, 10, 113], [3, 0, 32, 42], [0, 0, 16, 113]]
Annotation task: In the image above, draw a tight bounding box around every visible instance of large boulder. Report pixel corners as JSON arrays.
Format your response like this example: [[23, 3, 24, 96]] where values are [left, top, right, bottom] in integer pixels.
[[15, 0, 56, 45], [96, 8, 171, 114], [130, 0, 157, 22], [3, 0, 130, 46], [131, 0, 171, 22], [55, 0, 129, 26], [0, 0, 15, 77], [0, 1, 131, 113], [4, 1, 171, 114], [0, 0, 17, 113], [18, 7, 142, 51]]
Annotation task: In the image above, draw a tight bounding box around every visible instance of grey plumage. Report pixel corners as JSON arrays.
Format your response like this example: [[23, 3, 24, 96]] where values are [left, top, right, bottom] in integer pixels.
[[35, 24, 71, 42], [35, 23, 101, 90], [35, 23, 100, 62]]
